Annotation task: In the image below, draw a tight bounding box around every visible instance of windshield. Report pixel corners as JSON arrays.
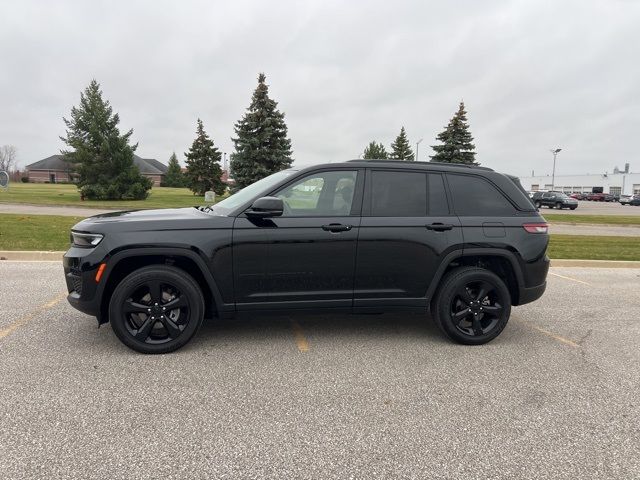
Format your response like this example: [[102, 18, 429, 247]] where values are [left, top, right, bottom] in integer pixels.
[[206, 169, 298, 216]]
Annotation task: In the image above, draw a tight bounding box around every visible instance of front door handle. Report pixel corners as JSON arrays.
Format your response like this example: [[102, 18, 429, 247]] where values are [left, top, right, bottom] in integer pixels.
[[425, 223, 453, 232], [322, 223, 352, 232]]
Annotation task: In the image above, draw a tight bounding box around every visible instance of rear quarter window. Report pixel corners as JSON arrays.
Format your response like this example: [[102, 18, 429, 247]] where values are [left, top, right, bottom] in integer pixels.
[[447, 174, 516, 216]]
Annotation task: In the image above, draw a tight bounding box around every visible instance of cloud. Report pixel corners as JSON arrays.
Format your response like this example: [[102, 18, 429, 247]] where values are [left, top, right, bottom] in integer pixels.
[[1, 0, 638, 177]]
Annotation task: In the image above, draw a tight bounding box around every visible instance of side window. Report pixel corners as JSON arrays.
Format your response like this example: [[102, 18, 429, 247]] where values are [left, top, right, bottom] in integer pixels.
[[370, 171, 426, 217], [447, 174, 516, 216], [275, 170, 357, 217], [427, 173, 450, 215]]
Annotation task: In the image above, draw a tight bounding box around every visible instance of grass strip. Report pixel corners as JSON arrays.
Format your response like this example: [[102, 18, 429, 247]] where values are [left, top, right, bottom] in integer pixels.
[[0, 214, 80, 250], [0, 183, 212, 209], [544, 214, 640, 226], [2, 215, 639, 261], [548, 235, 640, 261]]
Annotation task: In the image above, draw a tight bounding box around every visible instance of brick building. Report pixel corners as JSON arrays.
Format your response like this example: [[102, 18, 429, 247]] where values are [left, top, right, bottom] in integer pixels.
[[25, 154, 168, 186]]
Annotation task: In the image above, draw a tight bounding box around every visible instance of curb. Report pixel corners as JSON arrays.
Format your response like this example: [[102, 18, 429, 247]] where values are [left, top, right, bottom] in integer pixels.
[[1, 251, 639, 268], [0, 251, 64, 261], [550, 259, 640, 268]]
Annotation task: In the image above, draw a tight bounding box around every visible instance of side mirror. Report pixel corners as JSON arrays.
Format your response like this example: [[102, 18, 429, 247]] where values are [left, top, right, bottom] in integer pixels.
[[246, 196, 284, 218]]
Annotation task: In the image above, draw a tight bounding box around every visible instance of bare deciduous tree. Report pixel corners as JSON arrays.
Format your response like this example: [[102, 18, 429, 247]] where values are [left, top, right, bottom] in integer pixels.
[[0, 145, 17, 172]]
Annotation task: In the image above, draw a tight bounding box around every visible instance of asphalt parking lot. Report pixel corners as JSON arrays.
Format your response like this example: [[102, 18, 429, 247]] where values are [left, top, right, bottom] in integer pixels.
[[539, 200, 640, 216], [1, 262, 639, 479]]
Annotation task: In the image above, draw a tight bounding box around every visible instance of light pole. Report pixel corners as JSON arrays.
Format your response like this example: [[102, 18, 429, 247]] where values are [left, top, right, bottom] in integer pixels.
[[550, 148, 562, 190], [416, 138, 423, 161]]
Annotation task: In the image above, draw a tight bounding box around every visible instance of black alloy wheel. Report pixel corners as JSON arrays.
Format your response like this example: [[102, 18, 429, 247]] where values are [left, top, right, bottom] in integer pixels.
[[432, 267, 511, 345], [109, 265, 204, 354], [449, 280, 504, 337]]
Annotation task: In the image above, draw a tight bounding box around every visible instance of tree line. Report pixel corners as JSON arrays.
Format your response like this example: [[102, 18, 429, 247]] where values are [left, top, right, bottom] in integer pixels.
[[362, 102, 477, 165], [58, 76, 477, 201]]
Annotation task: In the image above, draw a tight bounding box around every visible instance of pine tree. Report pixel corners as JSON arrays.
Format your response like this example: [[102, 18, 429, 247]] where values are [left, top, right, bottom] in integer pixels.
[[390, 127, 414, 161], [363, 141, 388, 159], [184, 119, 225, 196], [230, 73, 293, 189], [430, 101, 478, 165], [162, 152, 186, 187], [60, 79, 152, 200]]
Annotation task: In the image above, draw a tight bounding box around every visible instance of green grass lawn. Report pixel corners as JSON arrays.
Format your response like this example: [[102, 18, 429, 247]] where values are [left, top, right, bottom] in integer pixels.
[[0, 214, 80, 250], [544, 214, 640, 226], [0, 183, 214, 209], [547, 235, 640, 261], [2, 213, 639, 261]]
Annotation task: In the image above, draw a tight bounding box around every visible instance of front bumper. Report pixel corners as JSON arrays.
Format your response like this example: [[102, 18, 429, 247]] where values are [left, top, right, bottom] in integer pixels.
[[63, 246, 107, 321]]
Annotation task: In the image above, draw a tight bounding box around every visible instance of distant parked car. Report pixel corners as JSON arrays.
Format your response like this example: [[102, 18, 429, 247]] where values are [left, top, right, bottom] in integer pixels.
[[621, 195, 640, 206], [586, 192, 607, 201], [570, 193, 586, 200], [532, 191, 578, 210]]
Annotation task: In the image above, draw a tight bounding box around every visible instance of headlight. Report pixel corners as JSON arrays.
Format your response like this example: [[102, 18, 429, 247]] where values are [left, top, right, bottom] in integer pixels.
[[70, 231, 104, 248]]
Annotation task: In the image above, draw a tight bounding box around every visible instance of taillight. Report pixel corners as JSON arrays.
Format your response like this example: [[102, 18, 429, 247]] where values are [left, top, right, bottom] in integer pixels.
[[523, 223, 549, 234]]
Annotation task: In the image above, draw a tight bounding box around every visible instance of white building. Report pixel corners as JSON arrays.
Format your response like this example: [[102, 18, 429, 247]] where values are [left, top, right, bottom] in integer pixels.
[[518, 172, 640, 196]]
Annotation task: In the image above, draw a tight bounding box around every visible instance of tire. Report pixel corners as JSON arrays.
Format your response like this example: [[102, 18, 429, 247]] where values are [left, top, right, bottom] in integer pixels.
[[534, 201, 542, 208], [431, 267, 512, 345], [109, 265, 205, 354], [555, 202, 563, 209], [570, 206, 577, 210], [548, 204, 554, 209]]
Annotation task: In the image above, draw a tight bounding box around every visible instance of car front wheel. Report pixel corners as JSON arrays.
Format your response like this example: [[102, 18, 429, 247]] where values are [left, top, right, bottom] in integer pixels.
[[432, 267, 511, 345], [555, 202, 563, 209], [534, 201, 542, 208], [109, 265, 205, 354]]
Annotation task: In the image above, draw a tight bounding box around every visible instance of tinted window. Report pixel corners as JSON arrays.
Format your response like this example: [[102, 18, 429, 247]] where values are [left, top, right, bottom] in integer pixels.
[[275, 170, 357, 216], [447, 174, 516, 216], [427, 174, 449, 215], [371, 171, 426, 216]]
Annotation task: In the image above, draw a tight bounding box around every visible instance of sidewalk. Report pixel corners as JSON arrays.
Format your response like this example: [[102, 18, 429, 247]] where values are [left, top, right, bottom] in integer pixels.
[[0, 203, 118, 217]]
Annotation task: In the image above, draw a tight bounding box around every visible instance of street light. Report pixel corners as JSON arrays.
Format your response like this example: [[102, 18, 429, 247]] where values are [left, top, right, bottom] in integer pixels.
[[550, 148, 562, 190], [416, 138, 423, 161]]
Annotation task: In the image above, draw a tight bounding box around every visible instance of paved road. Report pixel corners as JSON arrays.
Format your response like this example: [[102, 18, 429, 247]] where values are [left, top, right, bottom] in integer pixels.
[[539, 200, 640, 216], [0, 203, 116, 217], [549, 223, 640, 236], [1, 262, 639, 479]]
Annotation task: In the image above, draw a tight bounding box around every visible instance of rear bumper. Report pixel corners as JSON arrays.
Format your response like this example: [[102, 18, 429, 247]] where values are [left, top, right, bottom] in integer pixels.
[[515, 254, 550, 306], [518, 281, 547, 305]]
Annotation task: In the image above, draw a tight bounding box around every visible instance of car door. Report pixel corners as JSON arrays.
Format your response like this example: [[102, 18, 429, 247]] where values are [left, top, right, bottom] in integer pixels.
[[353, 169, 463, 308], [232, 168, 364, 310]]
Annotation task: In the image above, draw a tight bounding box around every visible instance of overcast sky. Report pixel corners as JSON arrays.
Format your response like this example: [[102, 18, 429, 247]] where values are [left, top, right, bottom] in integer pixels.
[[1, 0, 638, 178]]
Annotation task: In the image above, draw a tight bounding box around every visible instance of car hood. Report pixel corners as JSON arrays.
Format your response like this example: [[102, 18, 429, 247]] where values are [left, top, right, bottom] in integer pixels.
[[72, 207, 232, 233]]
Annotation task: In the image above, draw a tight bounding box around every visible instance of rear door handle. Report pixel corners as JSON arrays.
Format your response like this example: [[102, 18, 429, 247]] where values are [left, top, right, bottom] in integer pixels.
[[322, 223, 352, 232], [425, 223, 453, 232]]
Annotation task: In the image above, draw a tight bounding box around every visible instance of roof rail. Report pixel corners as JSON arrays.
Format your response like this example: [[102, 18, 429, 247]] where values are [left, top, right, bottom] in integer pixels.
[[346, 159, 493, 171]]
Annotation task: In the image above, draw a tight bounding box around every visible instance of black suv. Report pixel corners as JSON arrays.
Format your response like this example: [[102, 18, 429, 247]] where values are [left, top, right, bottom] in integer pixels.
[[64, 161, 549, 353], [531, 191, 578, 210]]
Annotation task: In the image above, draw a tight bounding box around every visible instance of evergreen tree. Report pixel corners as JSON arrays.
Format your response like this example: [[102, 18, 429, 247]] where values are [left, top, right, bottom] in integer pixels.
[[162, 152, 186, 187], [430, 101, 478, 165], [230, 73, 293, 189], [363, 141, 388, 159], [390, 126, 414, 161], [184, 119, 225, 196], [60, 79, 152, 200]]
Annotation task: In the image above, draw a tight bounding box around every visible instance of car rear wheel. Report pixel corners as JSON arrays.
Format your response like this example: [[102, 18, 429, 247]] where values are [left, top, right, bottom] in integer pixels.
[[534, 201, 542, 208], [109, 265, 204, 354], [432, 267, 511, 345]]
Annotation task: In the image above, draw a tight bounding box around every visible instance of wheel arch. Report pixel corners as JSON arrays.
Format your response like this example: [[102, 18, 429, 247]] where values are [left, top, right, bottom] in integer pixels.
[[98, 247, 223, 324], [427, 248, 524, 306]]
